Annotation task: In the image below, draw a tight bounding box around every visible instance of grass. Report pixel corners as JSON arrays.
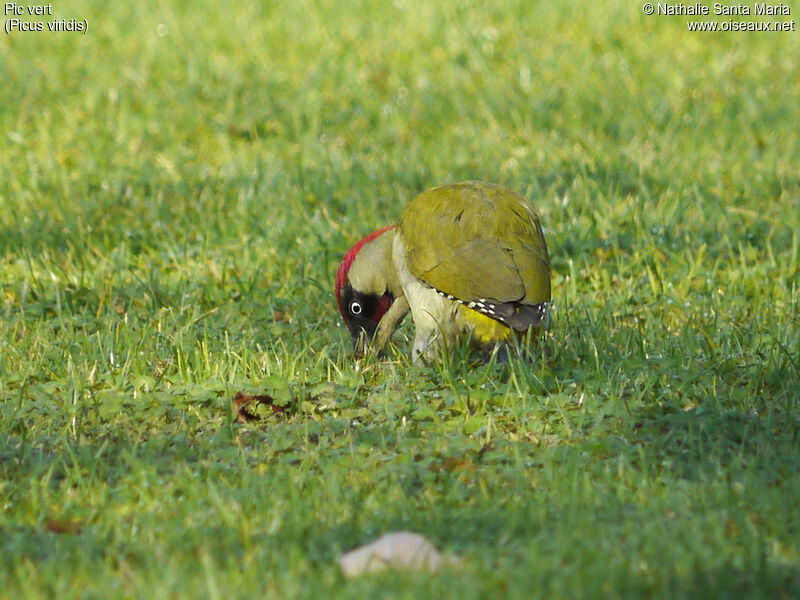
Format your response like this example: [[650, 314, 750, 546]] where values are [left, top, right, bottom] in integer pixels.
[[1, 0, 799, 597]]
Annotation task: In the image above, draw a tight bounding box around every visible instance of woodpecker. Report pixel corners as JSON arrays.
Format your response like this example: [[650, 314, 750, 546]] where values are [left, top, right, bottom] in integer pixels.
[[335, 181, 551, 361]]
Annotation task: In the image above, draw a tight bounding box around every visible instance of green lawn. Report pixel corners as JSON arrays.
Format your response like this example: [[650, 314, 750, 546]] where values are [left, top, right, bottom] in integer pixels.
[[1, 1, 799, 597]]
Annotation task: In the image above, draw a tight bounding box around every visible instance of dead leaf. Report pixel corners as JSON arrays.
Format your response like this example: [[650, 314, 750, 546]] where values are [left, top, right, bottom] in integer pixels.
[[45, 519, 84, 534], [429, 457, 471, 473], [233, 391, 286, 423], [339, 531, 461, 577], [233, 392, 260, 422]]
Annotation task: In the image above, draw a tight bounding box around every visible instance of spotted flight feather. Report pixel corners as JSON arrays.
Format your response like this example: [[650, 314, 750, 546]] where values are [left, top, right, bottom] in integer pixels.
[[431, 285, 548, 329]]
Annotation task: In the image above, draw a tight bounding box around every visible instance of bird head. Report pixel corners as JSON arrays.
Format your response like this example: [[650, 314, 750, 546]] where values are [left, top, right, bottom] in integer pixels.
[[335, 225, 398, 345]]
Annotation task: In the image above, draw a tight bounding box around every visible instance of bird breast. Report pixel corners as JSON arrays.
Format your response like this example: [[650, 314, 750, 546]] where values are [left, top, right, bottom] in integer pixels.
[[393, 235, 456, 319]]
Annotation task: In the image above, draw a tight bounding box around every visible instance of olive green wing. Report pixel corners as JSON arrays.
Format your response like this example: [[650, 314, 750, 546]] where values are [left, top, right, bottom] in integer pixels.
[[398, 182, 551, 329]]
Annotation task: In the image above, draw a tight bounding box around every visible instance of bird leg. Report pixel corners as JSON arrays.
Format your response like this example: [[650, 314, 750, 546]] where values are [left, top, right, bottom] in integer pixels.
[[371, 295, 410, 355]]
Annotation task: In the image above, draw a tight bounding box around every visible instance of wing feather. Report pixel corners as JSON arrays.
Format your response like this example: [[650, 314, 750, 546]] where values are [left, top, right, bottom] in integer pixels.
[[398, 182, 550, 329]]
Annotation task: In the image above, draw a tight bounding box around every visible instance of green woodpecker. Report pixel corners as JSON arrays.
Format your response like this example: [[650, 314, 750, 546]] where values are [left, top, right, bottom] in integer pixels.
[[336, 181, 551, 361]]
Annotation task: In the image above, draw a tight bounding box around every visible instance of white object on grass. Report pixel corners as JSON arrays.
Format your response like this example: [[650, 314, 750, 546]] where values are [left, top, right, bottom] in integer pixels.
[[339, 531, 460, 577]]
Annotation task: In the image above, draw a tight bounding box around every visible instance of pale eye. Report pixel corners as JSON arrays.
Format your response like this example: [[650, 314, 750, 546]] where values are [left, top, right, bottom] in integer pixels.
[[350, 301, 362, 315]]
